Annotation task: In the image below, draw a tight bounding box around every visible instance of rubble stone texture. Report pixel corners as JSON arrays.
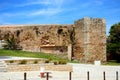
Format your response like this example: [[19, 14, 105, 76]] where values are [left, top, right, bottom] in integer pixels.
[[74, 17, 106, 63], [0, 17, 106, 63]]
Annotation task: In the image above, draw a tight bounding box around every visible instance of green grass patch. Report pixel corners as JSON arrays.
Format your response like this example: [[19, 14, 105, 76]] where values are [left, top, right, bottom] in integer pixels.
[[103, 60, 120, 66], [0, 49, 64, 61]]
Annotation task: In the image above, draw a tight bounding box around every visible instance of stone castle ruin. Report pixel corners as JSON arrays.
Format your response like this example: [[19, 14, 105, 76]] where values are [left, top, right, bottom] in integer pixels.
[[0, 17, 106, 63]]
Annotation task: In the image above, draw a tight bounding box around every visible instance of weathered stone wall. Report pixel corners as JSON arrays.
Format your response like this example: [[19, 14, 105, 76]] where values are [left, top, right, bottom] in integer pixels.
[[0, 25, 72, 54], [0, 17, 106, 63], [74, 18, 85, 60], [74, 17, 106, 63], [88, 18, 106, 63]]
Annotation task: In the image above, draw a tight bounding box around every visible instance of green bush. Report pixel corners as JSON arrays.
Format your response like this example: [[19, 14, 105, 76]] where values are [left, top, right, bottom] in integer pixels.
[[45, 60, 50, 63], [53, 60, 58, 65], [54, 60, 67, 65], [58, 60, 67, 64], [33, 60, 38, 64], [9, 60, 14, 63], [48, 57, 52, 61], [19, 60, 27, 64], [107, 22, 120, 62]]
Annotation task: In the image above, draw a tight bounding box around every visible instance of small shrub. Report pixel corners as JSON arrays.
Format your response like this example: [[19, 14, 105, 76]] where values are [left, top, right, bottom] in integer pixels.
[[9, 60, 14, 63], [70, 60, 80, 63], [33, 60, 38, 64], [58, 60, 67, 65], [45, 60, 50, 63], [19, 60, 27, 64], [48, 57, 52, 61], [53, 60, 58, 65]]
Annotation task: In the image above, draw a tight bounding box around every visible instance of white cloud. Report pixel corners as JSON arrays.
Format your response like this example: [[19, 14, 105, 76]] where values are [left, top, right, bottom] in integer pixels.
[[14, 0, 65, 8], [1, 13, 26, 17], [0, 7, 62, 18], [15, 0, 51, 7], [0, 0, 65, 17], [29, 0, 65, 16], [0, 0, 66, 24], [30, 8, 62, 16], [0, 0, 65, 11]]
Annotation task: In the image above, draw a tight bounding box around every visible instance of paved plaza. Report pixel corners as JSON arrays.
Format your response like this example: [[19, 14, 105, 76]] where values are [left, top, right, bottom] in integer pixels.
[[0, 63, 120, 80]]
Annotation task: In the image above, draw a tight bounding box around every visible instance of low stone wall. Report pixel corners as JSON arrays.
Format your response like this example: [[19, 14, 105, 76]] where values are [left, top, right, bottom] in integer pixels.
[[8, 64, 72, 72]]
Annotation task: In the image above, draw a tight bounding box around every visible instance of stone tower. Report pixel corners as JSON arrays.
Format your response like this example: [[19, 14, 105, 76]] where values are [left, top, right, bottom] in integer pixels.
[[73, 17, 106, 63]]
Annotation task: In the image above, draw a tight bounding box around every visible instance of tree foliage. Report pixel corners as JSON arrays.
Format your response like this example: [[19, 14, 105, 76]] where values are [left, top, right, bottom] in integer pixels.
[[3, 32, 21, 50], [107, 22, 120, 62], [110, 22, 120, 43]]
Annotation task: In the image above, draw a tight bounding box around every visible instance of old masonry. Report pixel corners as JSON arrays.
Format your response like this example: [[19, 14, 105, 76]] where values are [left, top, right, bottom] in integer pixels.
[[0, 17, 106, 63]]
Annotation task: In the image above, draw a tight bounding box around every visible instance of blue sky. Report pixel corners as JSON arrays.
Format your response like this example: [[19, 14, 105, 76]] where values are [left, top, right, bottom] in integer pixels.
[[0, 0, 120, 35]]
